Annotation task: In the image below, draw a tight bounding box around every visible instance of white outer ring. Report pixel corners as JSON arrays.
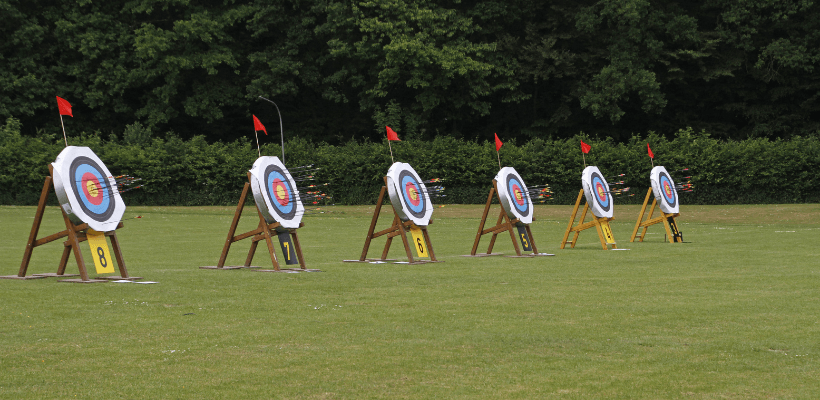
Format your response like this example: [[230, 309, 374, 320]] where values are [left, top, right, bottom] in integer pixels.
[[495, 167, 533, 225], [51, 146, 125, 232], [249, 156, 304, 230], [650, 166, 680, 214], [581, 166, 613, 219], [385, 162, 433, 226]]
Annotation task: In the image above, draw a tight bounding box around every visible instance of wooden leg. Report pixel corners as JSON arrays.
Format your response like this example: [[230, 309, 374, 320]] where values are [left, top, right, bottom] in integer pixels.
[[662, 213, 676, 243], [57, 245, 71, 275], [421, 227, 437, 261], [255, 208, 280, 271], [593, 219, 608, 250], [396, 219, 415, 263], [19, 176, 53, 277], [217, 182, 250, 268], [244, 240, 259, 267], [291, 230, 307, 269], [525, 224, 538, 254], [630, 188, 653, 242], [487, 211, 505, 254], [505, 215, 522, 256], [360, 186, 387, 261], [61, 211, 88, 281], [571, 203, 590, 249], [108, 232, 129, 278], [381, 215, 400, 260], [561, 189, 585, 249], [470, 188, 495, 255]]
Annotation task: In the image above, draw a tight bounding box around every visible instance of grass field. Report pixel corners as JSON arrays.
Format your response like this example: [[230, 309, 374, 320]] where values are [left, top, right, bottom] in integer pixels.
[[1, 203, 819, 399]]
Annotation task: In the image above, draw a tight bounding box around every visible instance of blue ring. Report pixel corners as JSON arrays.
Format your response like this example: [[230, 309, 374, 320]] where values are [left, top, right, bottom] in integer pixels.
[[507, 178, 529, 213], [401, 175, 425, 214], [74, 164, 110, 215], [660, 175, 676, 204], [267, 171, 294, 214], [591, 176, 610, 208]]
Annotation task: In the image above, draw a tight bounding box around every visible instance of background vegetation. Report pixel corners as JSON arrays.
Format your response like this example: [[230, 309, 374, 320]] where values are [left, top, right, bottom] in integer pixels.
[[2, 0, 819, 143], [3, 117, 818, 206]]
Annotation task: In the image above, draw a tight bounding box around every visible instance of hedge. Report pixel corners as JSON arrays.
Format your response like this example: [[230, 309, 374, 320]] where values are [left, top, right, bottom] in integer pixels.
[[2, 118, 819, 206]]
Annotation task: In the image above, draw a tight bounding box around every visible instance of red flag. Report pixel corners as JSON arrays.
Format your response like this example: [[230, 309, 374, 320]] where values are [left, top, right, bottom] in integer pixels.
[[253, 115, 267, 135], [386, 126, 400, 141], [56, 96, 73, 117], [647, 143, 654, 159], [580, 140, 591, 154], [494, 133, 503, 152]]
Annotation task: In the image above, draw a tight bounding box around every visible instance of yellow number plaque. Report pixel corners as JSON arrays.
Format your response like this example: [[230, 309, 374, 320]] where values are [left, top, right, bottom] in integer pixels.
[[87, 229, 115, 274]]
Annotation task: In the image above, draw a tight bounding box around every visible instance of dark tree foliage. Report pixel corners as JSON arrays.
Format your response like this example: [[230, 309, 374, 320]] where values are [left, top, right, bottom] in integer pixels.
[[1, 0, 818, 143]]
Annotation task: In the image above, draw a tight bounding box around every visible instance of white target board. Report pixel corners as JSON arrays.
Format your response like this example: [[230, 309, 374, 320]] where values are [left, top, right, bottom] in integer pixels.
[[495, 167, 533, 225], [386, 162, 433, 227], [581, 166, 613, 219], [52, 146, 125, 232], [249, 156, 304, 230], [650, 166, 679, 214]]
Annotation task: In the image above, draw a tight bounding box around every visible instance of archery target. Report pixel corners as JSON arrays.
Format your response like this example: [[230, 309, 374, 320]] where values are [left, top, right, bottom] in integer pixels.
[[386, 162, 433, 226], [249, 156, 304, 230], [51, 146, 125, 232], [650, 166, 679, 214], [495, 167, 533, 225], [581, 166, 613, 219]]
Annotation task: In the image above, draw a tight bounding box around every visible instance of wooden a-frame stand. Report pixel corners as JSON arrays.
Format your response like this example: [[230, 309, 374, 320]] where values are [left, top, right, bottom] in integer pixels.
[[466, 180, 542, 257], [2, 165, 137, 283], [560, 189, 618, 250], [202, 173, 308, 272], [629, 188, 682, 243], [345, 177, 440, 264]]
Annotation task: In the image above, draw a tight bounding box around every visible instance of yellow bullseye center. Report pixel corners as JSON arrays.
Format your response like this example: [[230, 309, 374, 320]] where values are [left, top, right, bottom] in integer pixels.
[[597, 186, 605, 198], [409, 188, 418, 201], [276, 185, 287, 200], [86, 180, 99, 197]]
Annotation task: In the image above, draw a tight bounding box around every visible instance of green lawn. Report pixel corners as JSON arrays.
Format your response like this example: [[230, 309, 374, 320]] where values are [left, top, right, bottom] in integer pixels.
[[1, 203, 819, 399]]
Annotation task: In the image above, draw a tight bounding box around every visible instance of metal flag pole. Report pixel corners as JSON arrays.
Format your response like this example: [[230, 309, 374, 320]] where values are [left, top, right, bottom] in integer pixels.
[[258, 96, 285, 164], [388, 140, 395, 164], [496, 149, 501, 170]]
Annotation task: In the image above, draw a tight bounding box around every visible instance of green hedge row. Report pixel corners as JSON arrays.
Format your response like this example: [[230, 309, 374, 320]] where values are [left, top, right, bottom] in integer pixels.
[[2, 118, 818, 206]]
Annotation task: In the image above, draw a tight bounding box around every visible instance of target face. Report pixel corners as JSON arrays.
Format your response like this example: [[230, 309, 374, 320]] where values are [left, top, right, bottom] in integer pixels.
[[582, 166, 613, 218], [386, 162, 433, 226], [650, 166, 679, 214], [495, 167, 532, 225], [51, 146, 125, 232], [249, 156, 304, 230]]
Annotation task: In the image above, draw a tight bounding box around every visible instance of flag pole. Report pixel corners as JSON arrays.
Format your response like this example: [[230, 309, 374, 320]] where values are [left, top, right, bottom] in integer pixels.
[[59, 114, 68, 147], [388, 140, 395, 164], [496, 149, 501, 170], [582, 153, 586, 168], [254, 128, 261, 158]]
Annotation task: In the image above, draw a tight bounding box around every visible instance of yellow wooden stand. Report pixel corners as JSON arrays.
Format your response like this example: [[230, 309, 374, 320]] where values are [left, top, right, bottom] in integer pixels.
[[201, 172, 308, 271], [629, 188, 682, 243], [467, 180, 540, 257], [1, 165, 138, 282], [345, 177, 439, 264], [560, 189, 617, 250]]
